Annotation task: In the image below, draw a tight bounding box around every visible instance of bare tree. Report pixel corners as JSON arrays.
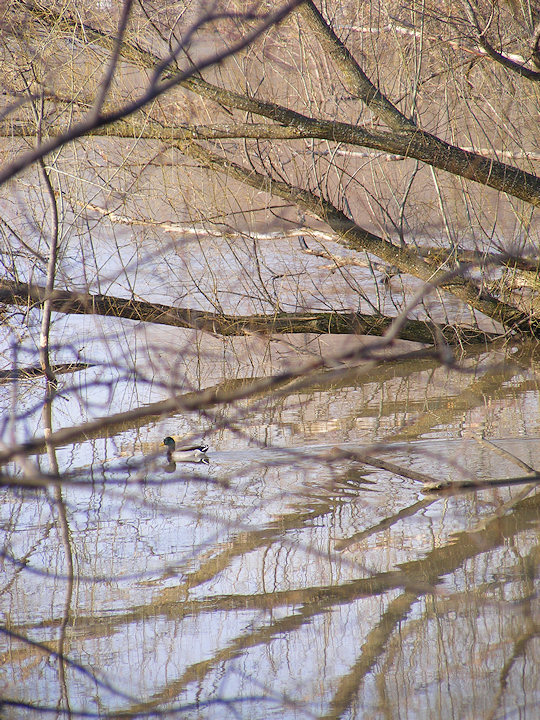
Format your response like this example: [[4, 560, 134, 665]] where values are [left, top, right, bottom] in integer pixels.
[[0, 0, 538, 356], [0, 6, 539, 715]]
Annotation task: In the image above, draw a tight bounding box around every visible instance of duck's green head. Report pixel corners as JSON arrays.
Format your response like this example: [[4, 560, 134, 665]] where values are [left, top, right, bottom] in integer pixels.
[[162, 436, 176, 450]]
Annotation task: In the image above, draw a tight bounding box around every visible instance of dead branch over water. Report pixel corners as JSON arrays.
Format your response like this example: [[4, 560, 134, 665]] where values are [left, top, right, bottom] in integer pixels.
[[0, 279, 497, 344], [0, 0, 538, 342], [1, 4, 539, 716]]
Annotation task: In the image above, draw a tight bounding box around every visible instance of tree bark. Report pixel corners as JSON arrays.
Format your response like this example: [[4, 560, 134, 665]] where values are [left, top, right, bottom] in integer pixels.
[[0, 280, 498, 345]]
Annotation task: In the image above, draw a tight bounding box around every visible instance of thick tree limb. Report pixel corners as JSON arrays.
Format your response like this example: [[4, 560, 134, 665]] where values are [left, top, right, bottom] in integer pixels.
[[176, 79, 540, 206], [0, 0, 304, 187], [7, 113, 540, 207], [0, 280, 497, 345], [298, 0, 417, 131], [7, 1, 540, 206], [3, 3, 538, 336], [4, 116, 536, 334], [460, 0, 540, 81], [177, 140, 539, 336]]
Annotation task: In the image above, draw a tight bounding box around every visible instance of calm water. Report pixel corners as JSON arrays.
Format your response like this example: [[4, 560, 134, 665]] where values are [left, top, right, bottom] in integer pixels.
[[0, 225, 539, 719], [1, 308, 539, 719]]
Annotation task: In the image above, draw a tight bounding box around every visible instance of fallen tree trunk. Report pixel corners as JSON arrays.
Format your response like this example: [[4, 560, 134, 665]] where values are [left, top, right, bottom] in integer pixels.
[[0, 280, 497, 345]]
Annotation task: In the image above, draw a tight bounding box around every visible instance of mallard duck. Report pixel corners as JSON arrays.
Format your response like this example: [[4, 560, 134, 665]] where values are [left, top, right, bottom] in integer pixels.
[[162, 436, 209, 463]]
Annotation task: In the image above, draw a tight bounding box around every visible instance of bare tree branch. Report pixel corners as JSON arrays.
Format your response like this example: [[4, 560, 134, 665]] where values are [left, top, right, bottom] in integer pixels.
[[0, 279, 498, 344]]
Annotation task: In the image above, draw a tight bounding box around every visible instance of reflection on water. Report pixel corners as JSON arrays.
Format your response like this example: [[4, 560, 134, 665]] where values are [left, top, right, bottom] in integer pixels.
[[1, 331, 539, 719]]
